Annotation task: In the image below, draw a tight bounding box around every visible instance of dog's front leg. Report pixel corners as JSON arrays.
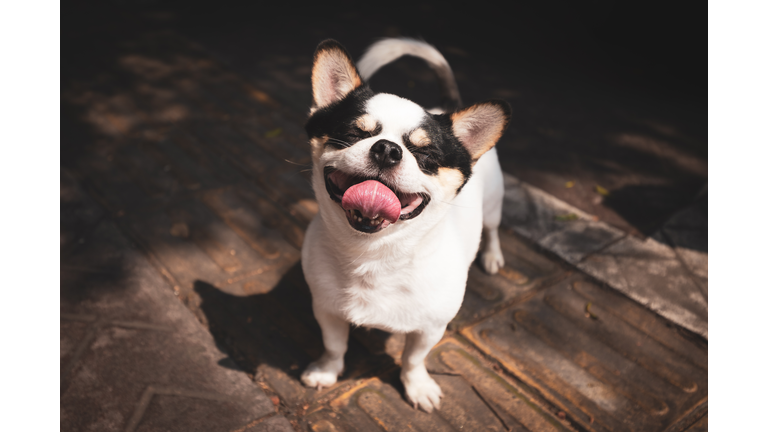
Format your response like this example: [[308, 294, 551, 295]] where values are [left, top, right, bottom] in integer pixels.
[[301, 309, 349, 390], [400, 326, 446, 413]]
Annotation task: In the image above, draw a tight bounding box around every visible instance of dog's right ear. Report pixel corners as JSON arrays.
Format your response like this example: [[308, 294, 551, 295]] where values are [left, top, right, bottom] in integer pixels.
[[311, 40, 363, 111]]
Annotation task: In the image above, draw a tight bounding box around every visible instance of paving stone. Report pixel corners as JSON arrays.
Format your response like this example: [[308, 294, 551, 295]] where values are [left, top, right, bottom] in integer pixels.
[[168, 128, 245, 188], [306, 338, 574, 432], [122, 193, 301, 298], [61, 221, 274, 431], [669, 244, 708, 301], [538, 220, 625, 264], [202, 186, 308, 253], [501, 171, 708, 338], [577, 235, 708, 338], [189, 265, 400, 408], [654, 195, 708, 300], [427, 338, 573, 432], [685, 414, 707, 432], [501, 172, 626, 265], [451, 229, 563, 329], [501, 173, 593, 242], [60, 169, 105, 251], [242, 415, 296, 432], [462, 276, 708, 432]]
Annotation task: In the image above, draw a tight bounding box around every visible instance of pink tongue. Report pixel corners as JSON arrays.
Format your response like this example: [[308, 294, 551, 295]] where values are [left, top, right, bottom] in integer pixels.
[[341, 180, 401, 223]]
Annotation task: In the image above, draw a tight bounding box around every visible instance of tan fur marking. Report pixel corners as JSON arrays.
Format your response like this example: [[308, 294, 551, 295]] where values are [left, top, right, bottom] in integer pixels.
[[310, 136, 328, 159], [437, 167, 465, 195], [355, 114, 377, 132], [408, 128, 431, 147]]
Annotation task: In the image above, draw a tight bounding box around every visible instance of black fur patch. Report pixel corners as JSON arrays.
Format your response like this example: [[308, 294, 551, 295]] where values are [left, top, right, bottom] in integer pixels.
[[305, 86, 379, 148], [403, 114, 473, 191]]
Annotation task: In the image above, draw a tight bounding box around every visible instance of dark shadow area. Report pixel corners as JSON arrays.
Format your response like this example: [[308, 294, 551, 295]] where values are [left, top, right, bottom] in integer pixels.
[[60, 248, 133, 305], [63, 0, 706, 238], [192, 262, 401, 395], [654, 193, 709, 253], [602, 183, 706, 237], [61, 169, 132, 305]]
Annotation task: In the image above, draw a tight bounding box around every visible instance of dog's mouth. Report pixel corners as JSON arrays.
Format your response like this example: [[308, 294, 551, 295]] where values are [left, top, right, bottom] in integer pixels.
[[324, 166, 430, 233]]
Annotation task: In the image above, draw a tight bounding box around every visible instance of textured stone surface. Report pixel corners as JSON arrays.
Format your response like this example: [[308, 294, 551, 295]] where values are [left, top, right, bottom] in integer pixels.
[[303, 338, 572, 432], [502, 172, 627, 264], [61, 221, 274, 432], [502, 172, 707, 338], [463, 276, 708, 432], [501, 173, 594, 242], [452, 229, 563, 329], [654, 194, 708, 299], [244, 415, 295, 432], [538, 220, 625, 264], [578, 235, 708, 338]]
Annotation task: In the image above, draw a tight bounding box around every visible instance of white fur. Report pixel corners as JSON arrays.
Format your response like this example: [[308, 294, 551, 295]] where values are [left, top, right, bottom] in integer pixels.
[[357, 37, 462, 108], [357, 38, 451, 81], [302, 142, 504, 412], [301, 40, 506, 414]]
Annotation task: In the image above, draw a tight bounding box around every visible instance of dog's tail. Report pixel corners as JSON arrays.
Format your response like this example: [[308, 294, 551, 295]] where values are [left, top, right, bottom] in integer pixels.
[[357, 37, 462, 112]]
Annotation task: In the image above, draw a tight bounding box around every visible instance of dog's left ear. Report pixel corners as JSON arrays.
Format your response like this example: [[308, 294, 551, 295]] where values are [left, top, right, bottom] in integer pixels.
[[311, 40, 363, 110], [450, 100, 511, 161]]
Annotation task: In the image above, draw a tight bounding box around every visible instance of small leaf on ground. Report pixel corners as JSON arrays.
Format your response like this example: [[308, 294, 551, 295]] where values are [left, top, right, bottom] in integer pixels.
[[565, 181, 575, 188], [585, 302, 599, 320], [265, 128, 282, 138], [594, 185, 610, 196], [555, 213, 579, 221]]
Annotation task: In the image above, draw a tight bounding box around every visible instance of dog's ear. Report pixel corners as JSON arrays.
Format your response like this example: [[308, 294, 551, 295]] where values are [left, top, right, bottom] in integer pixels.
[[450, 100, 511, 161], [311, 40, 363, 110]]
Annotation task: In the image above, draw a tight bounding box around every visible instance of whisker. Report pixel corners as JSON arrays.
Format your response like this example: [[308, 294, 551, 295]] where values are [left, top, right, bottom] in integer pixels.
[[327, 137, 353, 148], [284, 158, 311, 167]]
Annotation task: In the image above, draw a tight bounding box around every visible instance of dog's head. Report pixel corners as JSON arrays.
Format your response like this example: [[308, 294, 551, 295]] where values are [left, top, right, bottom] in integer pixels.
[[305, 40, 510, 236]]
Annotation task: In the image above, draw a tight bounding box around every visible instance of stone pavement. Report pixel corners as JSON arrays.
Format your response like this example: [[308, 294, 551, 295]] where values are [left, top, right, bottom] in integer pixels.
[[501, 175, 708, 338], [60, 12, 707, 432], [61, 172, 293, 432]]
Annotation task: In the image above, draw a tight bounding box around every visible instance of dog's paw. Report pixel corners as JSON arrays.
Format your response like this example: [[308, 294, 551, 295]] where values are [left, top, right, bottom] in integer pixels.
[[403, 374, 443, 413], [481, 248, 505, 275], [300, 358, 343, 390]]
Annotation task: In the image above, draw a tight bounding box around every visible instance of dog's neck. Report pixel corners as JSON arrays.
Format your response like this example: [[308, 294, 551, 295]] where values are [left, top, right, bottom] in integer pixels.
[[317, 201, 447, 275]]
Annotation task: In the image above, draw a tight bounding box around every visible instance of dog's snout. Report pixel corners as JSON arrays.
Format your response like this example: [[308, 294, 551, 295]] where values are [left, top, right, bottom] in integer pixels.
[[370, 140, 402, 168]]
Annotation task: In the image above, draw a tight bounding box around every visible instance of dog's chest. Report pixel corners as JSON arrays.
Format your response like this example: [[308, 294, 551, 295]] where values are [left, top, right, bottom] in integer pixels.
[[336, 254, 465, 333]]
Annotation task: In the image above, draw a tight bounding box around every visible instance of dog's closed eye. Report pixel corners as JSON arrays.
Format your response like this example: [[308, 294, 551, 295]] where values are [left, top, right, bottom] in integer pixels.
[[348, 126, 372, 139]]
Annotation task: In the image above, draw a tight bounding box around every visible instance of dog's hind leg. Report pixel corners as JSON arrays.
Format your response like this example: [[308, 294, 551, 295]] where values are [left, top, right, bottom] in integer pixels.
[[478, 148, 505, 274], [400, 326, 446, 413], [301, 309, 349, 390]]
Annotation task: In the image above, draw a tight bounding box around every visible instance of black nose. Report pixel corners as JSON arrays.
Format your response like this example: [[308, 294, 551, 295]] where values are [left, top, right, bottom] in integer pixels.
[[370, 140, 402, 168]]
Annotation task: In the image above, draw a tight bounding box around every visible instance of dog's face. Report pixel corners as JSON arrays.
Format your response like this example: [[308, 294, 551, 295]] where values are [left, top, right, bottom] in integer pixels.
[[305, 40, 509, 235]]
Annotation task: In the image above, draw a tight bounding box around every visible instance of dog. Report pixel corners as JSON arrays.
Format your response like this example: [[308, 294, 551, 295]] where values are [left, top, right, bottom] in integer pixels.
[[300, 37, 510, 413]]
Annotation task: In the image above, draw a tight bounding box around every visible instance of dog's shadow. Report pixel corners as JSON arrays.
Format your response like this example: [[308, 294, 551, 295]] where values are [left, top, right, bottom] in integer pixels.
[[194, 261, 406, 403]]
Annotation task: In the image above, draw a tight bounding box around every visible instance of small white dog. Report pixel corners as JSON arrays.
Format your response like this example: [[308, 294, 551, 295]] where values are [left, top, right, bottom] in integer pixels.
[[300, 38, 510, 413]]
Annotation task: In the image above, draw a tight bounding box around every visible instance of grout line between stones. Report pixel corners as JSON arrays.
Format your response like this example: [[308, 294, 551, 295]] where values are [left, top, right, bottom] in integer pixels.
[[575, 232, 628, 264], [469, 384, 512, 431], [660, 227, 708, 304]]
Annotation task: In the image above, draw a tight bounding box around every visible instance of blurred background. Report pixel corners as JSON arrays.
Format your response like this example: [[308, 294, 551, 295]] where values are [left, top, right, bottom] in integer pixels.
[[62, 0, 706, 239]]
